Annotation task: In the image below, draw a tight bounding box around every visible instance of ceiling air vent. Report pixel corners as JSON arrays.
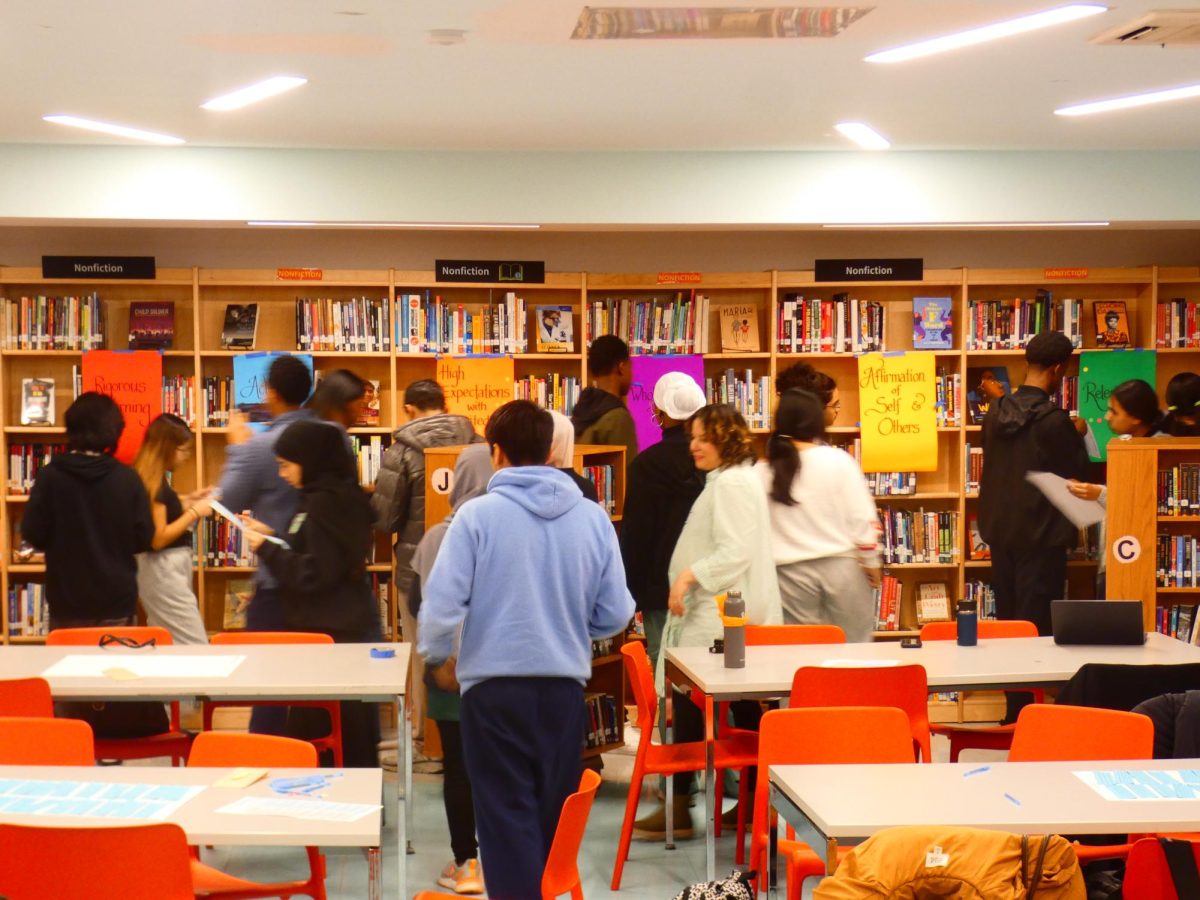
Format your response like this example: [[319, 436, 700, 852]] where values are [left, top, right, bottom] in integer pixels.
[[571, 6, 872, 40], [1091, 9, 1200, 46]]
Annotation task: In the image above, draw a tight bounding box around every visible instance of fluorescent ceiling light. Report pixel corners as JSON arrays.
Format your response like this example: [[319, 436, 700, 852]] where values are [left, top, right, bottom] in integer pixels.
[[202, 76, 308, 112], [42, 115, 184, 145], [866, 3, 1107, 63], [823, 221, 1110, 228], [834, 122, 890, 150], [1055, 82, 1200, 116], [247, 221, 541, 230]]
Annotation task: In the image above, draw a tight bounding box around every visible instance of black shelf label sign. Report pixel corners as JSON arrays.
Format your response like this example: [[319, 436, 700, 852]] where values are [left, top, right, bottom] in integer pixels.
[[435, 259, 545, 284], [815, 258, 923, 282], [42, 256, 156, 279]]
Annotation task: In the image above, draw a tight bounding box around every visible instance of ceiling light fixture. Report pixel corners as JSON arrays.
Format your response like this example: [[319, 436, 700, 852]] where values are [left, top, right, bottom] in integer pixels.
[[834, 122, 890, 150], [823, 221, 1111, 228], [428, 29, 467, 45], [865, 3, 1107, 63], [1055, 82, 1200, 116], [43, 115, 185, 145], [247, 221, 541, 230], [202, 76, 308, 112]]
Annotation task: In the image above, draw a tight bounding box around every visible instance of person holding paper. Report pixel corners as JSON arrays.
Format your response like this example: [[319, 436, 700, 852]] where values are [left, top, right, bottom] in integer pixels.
[[242, 419, 381, 767]]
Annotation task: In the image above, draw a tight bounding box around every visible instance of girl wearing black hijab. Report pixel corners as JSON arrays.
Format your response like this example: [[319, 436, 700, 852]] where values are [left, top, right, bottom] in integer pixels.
[[243, 419, 382, 766]]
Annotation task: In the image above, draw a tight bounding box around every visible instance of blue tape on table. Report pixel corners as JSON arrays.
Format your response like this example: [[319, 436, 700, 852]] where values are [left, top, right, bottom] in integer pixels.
[[370, 647, 396, 659]]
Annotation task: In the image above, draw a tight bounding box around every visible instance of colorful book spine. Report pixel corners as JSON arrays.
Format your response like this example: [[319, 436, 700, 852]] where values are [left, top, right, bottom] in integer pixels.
[[0, 294, 105, 350], [776, 294, 886, 353], [513, 374, 580, 415], [965, 295, 1081, 350], [296, 297, 391, 353], [704, 369, 771, 430], [585, 293, 707, 354], [8, 443, 67, 495]]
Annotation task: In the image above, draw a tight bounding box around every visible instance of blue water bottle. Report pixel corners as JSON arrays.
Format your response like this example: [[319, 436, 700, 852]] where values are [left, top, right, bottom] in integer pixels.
[[956, 599, 978, 646]]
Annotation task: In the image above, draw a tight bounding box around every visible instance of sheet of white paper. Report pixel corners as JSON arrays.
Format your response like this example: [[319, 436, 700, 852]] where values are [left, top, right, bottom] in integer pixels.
[[0, 779, 204, 821], [1025, 471, 1106, 528], [819, 659, 901, 668], [209, 499, 287, 546], [42, 654, 246, 679], [1074, 769, 1200, 801], [1082, 422, 1100, 459], [216, 796, 379, 822]]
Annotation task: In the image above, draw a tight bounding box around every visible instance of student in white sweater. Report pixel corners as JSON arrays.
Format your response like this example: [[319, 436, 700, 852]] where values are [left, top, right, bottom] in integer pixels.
[[756, 388, 881, 642]]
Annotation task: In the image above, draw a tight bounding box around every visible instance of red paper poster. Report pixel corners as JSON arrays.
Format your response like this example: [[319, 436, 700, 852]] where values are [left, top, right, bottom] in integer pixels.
[[80, 350, 163, 463]]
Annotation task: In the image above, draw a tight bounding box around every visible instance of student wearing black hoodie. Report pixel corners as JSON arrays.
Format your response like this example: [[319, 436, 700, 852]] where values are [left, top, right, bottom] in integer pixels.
[[22, 393, 155, 629], [979, 331, 1090, 637], [243, 419, 382, 767], [572, 334, 637, 470]]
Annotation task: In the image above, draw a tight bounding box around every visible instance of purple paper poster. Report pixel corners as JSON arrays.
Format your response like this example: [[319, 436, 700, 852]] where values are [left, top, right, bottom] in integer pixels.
[[629, 355, 706, 452]]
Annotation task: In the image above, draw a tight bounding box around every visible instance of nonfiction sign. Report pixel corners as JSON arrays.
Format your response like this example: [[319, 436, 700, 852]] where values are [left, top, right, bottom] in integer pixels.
[[435, 259, 545, 284], [815, 258, 923, 282], [42, 256, 156, 279]]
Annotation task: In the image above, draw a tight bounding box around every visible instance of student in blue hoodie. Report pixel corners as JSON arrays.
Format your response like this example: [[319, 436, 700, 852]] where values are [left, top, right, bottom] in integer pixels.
[[419, 400, 634, 900]]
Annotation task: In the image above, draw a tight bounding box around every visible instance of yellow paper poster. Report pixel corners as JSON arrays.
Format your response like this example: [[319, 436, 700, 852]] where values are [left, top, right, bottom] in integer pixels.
[[437, 357, 515, 432], [857, 351, 938, 473]]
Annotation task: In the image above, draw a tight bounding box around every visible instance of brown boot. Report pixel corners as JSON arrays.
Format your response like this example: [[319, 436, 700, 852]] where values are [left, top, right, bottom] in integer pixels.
[[632, 794, 694, 840]]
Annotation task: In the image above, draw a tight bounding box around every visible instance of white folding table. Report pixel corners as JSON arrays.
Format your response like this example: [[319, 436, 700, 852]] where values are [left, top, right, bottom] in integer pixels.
[[664, 633, 1200, 878], [0, 641, 411, 897]]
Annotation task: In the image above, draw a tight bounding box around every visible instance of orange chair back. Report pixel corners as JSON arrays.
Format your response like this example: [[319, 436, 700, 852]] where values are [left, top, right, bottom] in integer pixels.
[[790, 664, 932, 762], [0, 822, 195, 899], [188, 731, 318, 768], [920, 619, 1039, 641], [0, 716, 94, 766], [211, 631, 334, 645], [745, 624, 846, 646], [1009, 704, 1154, 762], [46, 626, 173, 647], [0, 677, 54, 716], [542, 768, 602, 900], [1123, 837, 1200, 900], [621, 641, 659, 736]]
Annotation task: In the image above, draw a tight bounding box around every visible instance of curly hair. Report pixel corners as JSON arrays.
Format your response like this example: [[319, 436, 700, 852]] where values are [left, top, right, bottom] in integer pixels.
[[688, 404, 756, 468]]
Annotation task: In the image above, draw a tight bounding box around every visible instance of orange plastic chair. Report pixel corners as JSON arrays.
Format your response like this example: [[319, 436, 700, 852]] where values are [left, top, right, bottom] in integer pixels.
[[0, 716, 94, 765], [1010, 704, 1155, 865], [0, 822, 196, 900], [204, 631, 344, 767], [186, 731, 328, 900], [1122, 837, 1200, 900], [46, 626, 190, 766], [745, 624, 846, 646], [0, 676, 54, 716], [611, 640, 758, 891], [921, 619, 1045, 761], [414, 769, 603, 900], [748, 707, 916, 899], [789, 664, 932, 763]]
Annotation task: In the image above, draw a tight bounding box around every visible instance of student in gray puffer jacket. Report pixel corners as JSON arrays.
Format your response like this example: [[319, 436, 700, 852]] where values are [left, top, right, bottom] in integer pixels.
[[373, 379, 481, 739]]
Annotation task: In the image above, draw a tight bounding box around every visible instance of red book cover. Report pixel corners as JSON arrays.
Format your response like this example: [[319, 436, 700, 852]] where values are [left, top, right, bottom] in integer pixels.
[[128, 301, 174, 349], [80, 350, 163, 464]]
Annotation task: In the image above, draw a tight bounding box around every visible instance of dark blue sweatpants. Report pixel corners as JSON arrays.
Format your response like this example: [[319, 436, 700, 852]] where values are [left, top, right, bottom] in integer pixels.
[[461, 677, 585, 900]]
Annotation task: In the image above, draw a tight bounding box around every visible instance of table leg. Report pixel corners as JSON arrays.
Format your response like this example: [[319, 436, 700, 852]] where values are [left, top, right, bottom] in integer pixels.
[[704, 693, 716, 882], [396, 692, 408, 900], [368, 847, 381, 900], [404, 697, 414, 854]]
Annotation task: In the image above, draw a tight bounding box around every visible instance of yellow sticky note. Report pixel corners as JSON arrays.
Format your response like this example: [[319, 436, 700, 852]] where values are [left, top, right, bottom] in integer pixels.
[[102, 667, 139, 681], [213, 768, 269, 789]]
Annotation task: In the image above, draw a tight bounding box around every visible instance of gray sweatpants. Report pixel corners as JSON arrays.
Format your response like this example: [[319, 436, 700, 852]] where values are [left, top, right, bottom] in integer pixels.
[[776, 556, 874, 643], [135, 546, 208, 645]]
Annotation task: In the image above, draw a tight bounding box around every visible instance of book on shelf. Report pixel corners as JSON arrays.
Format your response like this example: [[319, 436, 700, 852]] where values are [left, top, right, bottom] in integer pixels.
[[916, 582, 951, 624], [349, 434, 384, 487], [127, 301, 174, 350], [832, 437, 916, 495], [222, 579, 253, 630], [8, 443, 66, 495], [1156, 533, 1200, 588], [358, 379, 380, 426], [203, 517, 257, 568], [1050, 375, 1079, 417], [965, 292, 1081, 350], [0, 293, 105, 350], [966, 366, 1011, 425], [1156, 298, 1200, 349], [395, 292, 528, 354], [717, 303, 760, 352], [220, 304, 259, 350], [202, 375, 234, 427], [591, 636, 618, 659], [296, 297, 390, 353], [535, 305, 574, 353], [777, 293, 885, 354], [19, 378, 54, 426], [964, 443, 983, 494], [584, 464, 617, 516], [912, 297, 953, 350], [585, 293, 709, 355], [583, 692, 619, 749], [964, 581, 996, 619], [7, 582, 47, 637], [934, 367, 961, 427], [1158, 463, 1200, 516], [968, 514, 989, 560], [705, 369, 771, 430], [161, 375, 195, 427], [1155, 604, 1200, 644], [872, 574, 903, 631], [877, 507, 960, 565], [514, 373, 580, 415], [1094, 301, 1131, 349]]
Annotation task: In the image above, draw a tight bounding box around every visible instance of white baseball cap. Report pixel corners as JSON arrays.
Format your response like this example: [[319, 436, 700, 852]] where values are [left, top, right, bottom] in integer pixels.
[[653, 372, 707, 421]]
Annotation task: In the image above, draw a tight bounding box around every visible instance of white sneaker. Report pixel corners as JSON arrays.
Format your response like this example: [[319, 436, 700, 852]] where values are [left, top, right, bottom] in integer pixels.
[[437, 859, 485, 895]]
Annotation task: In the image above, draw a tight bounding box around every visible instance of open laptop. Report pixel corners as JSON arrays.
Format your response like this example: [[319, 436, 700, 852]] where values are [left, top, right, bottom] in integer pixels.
[[1051, 600, 1147, 646]]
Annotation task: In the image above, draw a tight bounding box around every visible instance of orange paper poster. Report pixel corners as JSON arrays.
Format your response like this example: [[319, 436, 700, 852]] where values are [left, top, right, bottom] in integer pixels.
[[857, 351, 938, 473], [81, 350, 163, 463], [437, 357, 515, 433]]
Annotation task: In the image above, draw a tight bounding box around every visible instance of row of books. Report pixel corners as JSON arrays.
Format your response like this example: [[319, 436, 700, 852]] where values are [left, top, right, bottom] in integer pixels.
[[514, 374, 580, 415], [582, 692, 620, 750], [295, 298, 391, 353], [584, 465, 618, 516], [8, 443, 66, 495], [396, 292, 530, 354], [202, 518, 256, 569], [1157, 465, 1200, 516], [162, 375, 196, 426], [871, 574, 904, 631], [1155, 604, 1200, 645], [706, 369, 771, 430], [1156, 533, 1200, 587], [878, 508, 960, 565], [934, 369, 962, 427], [831, 438, 918, 496], [1155, 299, 1200, 349], [585, 294, 712, 355], [349, 435, 384, 487], [17, 372, 198, 428], [0, 294, 106, 350], [202, 376, 235, 427], [965, 295, 1083, 350], [964, 581, 998, 619], [591, 636, 619, 659], [7, 582, 47, 636], [776, 295, 887, 354]]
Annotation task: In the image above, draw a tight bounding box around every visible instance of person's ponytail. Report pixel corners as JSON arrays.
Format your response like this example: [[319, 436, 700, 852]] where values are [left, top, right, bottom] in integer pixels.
[[767, 388, 827, 506], [767, 432, 799, 505]]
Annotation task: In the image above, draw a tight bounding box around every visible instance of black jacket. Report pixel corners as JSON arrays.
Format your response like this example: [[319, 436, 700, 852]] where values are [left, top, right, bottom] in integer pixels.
[[560, 467, 599, 504], [1133, 690, 1200, 759], [978, 385, 1089, 549], [22, 452, 154, 622], [619, 426, 705, 612]]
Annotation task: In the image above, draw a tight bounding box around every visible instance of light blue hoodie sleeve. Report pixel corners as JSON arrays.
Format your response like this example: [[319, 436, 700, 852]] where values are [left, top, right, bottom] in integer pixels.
[[417, 511, 477, 665], [588, 518, 636, 639]]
